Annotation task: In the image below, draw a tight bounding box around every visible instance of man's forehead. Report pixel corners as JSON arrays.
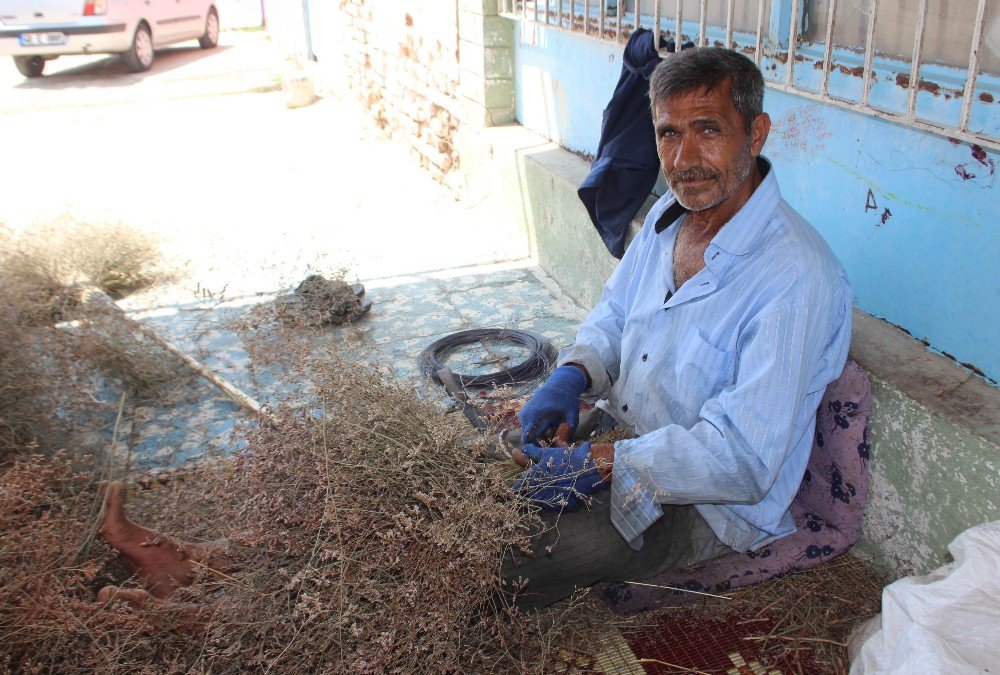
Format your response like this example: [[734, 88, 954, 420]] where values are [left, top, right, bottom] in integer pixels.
[[654, 84, 738, 120]]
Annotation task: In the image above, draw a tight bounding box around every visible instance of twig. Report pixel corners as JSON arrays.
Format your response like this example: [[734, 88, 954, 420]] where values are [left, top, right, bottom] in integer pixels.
[[743, 635, 847, 647], [620, 580, 733, 600], [636, 658, 710, 674], [75, 391, 127, 562]]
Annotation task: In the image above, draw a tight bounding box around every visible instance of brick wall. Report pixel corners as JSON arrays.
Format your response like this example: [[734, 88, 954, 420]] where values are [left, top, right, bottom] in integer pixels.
[[334, 1, 463, 181], [261, 0, 516, 185]]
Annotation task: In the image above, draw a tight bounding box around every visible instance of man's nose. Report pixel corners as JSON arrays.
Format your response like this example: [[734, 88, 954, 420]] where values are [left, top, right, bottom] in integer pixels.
[[672, 135, 701, 171]]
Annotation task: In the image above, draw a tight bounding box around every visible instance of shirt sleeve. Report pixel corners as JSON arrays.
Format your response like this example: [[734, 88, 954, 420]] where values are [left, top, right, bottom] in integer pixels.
[[558, 218, 657, 397], [609, 291, 852, 547]]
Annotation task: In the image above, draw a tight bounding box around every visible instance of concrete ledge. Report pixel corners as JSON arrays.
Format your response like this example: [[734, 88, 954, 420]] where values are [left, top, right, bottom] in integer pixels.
[[849, 310, 1000, 574], [469, 129, 1000, 579], [850, 310, 1000, 445]]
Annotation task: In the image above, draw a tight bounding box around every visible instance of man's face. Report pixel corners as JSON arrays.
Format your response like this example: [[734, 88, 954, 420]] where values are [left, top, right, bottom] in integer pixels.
[[654, 83, 768, 213]]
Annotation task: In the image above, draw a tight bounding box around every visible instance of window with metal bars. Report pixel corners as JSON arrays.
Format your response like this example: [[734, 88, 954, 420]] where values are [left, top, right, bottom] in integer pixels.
[[500, 0, 998, 150]]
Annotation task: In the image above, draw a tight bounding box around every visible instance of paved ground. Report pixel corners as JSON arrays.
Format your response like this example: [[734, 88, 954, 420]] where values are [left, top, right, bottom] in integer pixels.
[[0, 29, 586, 472]]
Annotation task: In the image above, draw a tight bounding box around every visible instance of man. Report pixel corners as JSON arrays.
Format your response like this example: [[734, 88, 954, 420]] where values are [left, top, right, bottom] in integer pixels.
[[505, 47, 852, 610]]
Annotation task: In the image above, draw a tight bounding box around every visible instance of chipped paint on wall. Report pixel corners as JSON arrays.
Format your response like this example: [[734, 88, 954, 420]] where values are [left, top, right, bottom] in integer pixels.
[[855, 374, 1000, 576], [769, 104, 832, 158]]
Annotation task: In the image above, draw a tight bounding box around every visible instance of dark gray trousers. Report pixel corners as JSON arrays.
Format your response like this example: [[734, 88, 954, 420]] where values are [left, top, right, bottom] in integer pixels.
[[501, 493, 731, 611]]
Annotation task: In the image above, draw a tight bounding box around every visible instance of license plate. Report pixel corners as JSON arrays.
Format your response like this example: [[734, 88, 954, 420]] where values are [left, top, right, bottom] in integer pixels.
[[19, 32, 67, 46]]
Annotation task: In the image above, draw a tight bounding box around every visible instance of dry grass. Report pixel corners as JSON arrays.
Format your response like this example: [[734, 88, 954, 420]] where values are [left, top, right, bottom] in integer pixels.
[[0, 297, 593, 672], [0, 218, 185, 455], [3, 216, 166, 301], [616, 554, 886, 674]]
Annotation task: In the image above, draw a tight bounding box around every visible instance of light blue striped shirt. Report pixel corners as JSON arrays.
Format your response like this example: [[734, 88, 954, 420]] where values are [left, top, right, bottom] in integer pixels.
[[559, 159, 852, 552]]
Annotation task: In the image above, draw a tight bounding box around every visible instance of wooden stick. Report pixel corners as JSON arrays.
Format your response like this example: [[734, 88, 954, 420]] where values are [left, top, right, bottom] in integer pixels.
[[621, 580, 733, 600], [136, 321, 277, 428], [82, 287, 278, 429], [743, 635, 848, 647]]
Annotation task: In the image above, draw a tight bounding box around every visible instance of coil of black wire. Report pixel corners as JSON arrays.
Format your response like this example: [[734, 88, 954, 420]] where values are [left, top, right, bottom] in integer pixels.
[[418, 328, 559, 388]]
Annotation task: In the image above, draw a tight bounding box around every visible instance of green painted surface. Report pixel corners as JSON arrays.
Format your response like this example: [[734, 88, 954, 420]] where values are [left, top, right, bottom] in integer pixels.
[[854, 374, 1000, 577], [523, 149, 617, 309]]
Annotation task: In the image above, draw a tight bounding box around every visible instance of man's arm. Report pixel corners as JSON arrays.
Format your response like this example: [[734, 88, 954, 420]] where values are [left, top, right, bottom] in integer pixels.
[[557, 217, 660, 397], [610, 293, 852, 545]]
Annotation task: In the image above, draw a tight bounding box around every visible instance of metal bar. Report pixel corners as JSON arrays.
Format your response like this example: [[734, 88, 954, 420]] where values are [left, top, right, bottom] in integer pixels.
[[675, 0, 683, 46], [820, 0, 837, 97], [765, 79, 1000, 151], [860, 0, 878, 106], [905, 0, 928, 120], [755, 0, 766, 65], [785, 0, 800, 85], [544, 0, 549, 26], [699, 0, 707, 46], [653, 0, 661, 46], [585, 0, 591, 35], [635, 0, 641, 31], [616, 0, 623, 41], [599, 0, 605, 37], [725, 0, 735, 49], [959, 0, 988, 132]]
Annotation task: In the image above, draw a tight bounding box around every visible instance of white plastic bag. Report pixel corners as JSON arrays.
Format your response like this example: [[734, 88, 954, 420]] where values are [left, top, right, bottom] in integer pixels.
[[849, 520, 1000, 674]]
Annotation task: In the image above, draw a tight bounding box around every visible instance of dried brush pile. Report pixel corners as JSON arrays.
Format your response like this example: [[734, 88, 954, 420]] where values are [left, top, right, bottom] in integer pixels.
[[731, 555, 886, 673], [0, 452, 119, 671], [1, 330, 582, 671], [182, 359, 552, 672], [0, 218, 184, 454], [3, 216, 166, 300], [618, 554, 886, 674]]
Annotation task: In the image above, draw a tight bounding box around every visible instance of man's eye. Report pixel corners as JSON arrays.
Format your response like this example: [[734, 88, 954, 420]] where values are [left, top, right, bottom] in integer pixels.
[[702, 127, 721, 135]]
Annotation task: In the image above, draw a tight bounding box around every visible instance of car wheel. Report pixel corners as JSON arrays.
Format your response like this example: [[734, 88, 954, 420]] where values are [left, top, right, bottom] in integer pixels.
[[121, 23, 154, 73], [13, 55, 45, 78], [199, 8, 219, 49]]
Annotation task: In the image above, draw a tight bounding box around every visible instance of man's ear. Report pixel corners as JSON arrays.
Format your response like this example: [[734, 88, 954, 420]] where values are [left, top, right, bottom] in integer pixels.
[[750, 112, 771, 156]]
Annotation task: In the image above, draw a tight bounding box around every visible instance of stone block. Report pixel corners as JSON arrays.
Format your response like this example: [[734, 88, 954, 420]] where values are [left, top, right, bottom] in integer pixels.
[[459, 0, 500, 16], [459, 11, 515, 48], [459, 70, 514, 110], [459, 41, 513, 79]]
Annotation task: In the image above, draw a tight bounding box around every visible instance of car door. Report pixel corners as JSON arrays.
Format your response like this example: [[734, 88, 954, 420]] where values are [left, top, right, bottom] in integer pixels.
[[158, 0, 203, 42]]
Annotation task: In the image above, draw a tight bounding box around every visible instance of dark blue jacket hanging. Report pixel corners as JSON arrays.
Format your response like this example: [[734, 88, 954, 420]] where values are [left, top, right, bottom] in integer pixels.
[[578, 28, 664, 259]]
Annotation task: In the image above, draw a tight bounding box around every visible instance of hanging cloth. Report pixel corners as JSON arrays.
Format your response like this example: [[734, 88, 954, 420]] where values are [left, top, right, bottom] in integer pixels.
[[578, 28, 663, 259]]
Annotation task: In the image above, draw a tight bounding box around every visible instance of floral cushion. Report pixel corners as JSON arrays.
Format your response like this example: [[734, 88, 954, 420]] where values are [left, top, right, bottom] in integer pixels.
[[601, 360, 872, 615]]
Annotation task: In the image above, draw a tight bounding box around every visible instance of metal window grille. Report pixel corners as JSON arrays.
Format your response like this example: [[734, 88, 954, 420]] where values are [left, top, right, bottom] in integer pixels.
[[499, 0, 998, 151]]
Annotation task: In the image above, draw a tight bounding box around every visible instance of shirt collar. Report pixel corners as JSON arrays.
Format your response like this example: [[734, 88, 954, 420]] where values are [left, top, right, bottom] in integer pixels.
[[653, 157, 780, 257]]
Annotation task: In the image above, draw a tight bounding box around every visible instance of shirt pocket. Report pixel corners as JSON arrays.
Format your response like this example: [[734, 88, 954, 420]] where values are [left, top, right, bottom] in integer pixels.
[[672, 324, 736, 414]]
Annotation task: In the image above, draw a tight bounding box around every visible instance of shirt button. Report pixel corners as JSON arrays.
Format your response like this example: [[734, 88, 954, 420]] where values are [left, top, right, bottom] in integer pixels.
[[622, 404, 629, 412], [642, 353, 648, 361]]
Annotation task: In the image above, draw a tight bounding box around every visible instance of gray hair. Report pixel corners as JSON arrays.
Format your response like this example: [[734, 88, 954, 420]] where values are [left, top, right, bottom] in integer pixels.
[[649, 47, 764, 132]]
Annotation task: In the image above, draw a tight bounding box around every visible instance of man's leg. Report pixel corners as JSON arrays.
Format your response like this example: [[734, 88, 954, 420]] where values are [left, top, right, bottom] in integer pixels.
[[503, 495, 730, 611]]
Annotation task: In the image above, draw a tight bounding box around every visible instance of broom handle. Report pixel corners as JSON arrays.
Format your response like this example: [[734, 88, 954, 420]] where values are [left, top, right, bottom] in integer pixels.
[[136, 323, 277, 428], [84, 287, 279, 429]]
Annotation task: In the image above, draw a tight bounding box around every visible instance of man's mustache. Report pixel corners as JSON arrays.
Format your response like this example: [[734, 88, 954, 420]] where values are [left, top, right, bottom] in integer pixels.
[[668, 167, 720, 183]]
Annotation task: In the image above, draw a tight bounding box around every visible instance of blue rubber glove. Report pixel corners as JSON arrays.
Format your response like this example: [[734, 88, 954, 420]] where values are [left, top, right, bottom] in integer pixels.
[[519, 365, 588, 445], [511, 441, 609, 511]]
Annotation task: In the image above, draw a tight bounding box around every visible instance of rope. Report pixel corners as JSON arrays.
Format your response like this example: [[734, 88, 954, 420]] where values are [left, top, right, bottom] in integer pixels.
[[418, 328, 558, 388]]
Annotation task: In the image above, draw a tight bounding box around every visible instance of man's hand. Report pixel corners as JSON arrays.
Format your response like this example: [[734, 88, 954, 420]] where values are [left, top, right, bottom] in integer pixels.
[[518, 365, 589, 445], [511, 436, 614, 511]]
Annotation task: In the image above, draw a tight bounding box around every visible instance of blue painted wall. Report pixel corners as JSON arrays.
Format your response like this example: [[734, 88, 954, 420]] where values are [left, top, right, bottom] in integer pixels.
[[514, 21, 1000, 384]]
